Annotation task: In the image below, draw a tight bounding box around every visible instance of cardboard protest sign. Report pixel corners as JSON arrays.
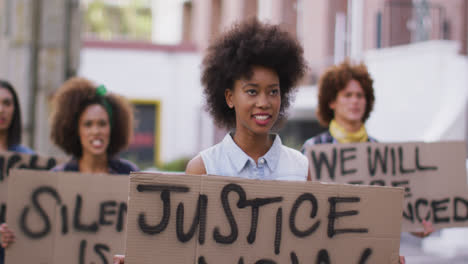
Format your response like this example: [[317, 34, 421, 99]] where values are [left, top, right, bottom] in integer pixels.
[[303, 141, 468, 231], [125, 172, 404, 263], [5, 169, 129, 263], [0, 151, 65, 223]]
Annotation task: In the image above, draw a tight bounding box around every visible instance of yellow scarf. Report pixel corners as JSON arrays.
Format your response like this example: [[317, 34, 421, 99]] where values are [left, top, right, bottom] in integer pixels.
[[329, 119, 368, 143]]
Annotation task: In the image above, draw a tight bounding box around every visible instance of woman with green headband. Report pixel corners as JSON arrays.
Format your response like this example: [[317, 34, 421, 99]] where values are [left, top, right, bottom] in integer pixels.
[[49, 77, 138, 174], [0, 77, 139, 250]]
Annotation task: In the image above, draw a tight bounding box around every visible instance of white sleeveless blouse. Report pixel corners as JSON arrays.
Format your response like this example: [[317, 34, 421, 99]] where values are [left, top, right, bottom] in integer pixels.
[[200, 133, 308, 181]]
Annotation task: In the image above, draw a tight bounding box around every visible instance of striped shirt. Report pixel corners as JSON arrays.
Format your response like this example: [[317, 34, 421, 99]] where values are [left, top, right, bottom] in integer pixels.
[[301, 131, 377, 153]]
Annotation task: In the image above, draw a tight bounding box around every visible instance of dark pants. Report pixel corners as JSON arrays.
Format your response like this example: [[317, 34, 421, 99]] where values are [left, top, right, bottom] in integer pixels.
[[0, 247, 4, 264]]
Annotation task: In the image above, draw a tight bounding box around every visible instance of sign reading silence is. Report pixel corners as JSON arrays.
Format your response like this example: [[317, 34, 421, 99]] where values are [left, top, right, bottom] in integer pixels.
[[5, 169, 129, 264], [0, 151, 64, 223]]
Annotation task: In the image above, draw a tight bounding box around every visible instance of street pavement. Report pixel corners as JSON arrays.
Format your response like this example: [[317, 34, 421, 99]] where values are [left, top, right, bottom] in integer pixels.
[[400, 229, 468, 264]]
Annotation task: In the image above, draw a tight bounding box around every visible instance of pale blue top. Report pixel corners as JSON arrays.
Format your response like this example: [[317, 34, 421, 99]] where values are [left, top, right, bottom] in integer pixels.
[[200, 133, 308, 181]]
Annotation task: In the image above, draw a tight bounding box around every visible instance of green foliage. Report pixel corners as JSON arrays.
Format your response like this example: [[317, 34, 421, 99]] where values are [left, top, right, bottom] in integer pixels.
[[83, 0, 152, 41], [159, 157, 191, 172]]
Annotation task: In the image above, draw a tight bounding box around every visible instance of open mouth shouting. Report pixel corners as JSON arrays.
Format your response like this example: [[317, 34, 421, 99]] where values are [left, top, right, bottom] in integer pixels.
[[91, 138, 106, 149]]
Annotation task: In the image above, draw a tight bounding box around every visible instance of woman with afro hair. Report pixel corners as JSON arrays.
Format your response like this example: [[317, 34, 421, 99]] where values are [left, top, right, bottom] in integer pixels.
[[114, 18, 309, 264], [49, 77, 139, 174], [185, 18, 310, 181], [1, 77, 139, 251]]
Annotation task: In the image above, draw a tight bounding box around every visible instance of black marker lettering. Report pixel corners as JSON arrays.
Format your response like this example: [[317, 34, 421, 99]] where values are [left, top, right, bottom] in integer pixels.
[[79, 240, 86, 264], [213, 184, 242, 244], [431, 198, 449, 224], [328, 197, 368, 238], [94, 243, 110, 264], [415, 147, 437, 171], [415, 199, 430, 222], [358, 248, 372, 264], [367, 146, 388, 176], [290, 193, 320, 237], [290, 252, 299, 264], [0, 156, 4, 181], [139, 190, 170, 235], [61, 205, 68, 235], [398, 147, 415, 174], [198, 256, 207, 264], [348, 181, 364, 185], [116, 202, 127, 232], [6, 154, 22, 177], [198, 256, 246, 264], [274, 207, 282, 255], [402, 202, 414, 223], [99, 201, 117, 226], [137, 184, 190, 193], [176, 194, 207, 243], [311, 149, 337, 180], [255, 260, 276, 264], [454, 197, 468, 222], [244, 197, 282, 244], [316, 249, 330, 264], [20, 186, 62, 239], [137, 184, 189, 235], [0, 203, 5, 223], [28, 156, 58, 170], [340, 147, 357, 176], [74, 194, 98, 232]]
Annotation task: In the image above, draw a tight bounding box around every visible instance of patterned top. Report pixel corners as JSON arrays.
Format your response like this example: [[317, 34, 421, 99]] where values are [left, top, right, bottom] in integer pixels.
[[8, 144, 35, 154], [200, 133, 308, 181], [301, 130, 377, 152], [51, 158, 139, 175]]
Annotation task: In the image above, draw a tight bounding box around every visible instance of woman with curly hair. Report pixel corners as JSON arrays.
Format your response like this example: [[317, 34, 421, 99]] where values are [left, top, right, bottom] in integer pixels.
[[302, 60, 376, 146], [114, 17, 309, 264], [49, 77, 138, 174], [301, 61, 432, 262], [185, 18, 309, 181], [0, 77, 139, 251]]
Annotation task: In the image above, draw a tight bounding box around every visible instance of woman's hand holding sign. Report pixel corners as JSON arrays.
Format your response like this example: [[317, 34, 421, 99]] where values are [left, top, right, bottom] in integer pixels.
[[0, 223, 15, 248]]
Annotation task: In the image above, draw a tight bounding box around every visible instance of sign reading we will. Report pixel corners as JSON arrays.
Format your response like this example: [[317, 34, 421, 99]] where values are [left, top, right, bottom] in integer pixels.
[[125, 173, 404, 263], [5, 169, 129, 264], [0, 151, 63, 223], [303, 141, 468, 231]]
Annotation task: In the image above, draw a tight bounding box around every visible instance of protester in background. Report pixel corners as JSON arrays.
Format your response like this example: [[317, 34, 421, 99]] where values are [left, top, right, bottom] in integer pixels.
[[49, 77, 138, 174], [0, 80, 34, 154], [0, 80, 34, 264], [113, 18, 309, 264], [0, 77, 138, 252], [302, 60, 376, 146], [301, 60, 432, 263]]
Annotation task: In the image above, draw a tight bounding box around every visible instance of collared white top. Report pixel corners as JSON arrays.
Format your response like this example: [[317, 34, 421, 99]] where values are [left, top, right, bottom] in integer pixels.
[[200, 133, 308, 181]]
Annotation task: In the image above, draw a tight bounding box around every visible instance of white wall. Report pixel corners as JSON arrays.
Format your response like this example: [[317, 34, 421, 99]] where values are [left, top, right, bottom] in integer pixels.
[[80, 40, 468, 164], [364, 40, 468, 142], [79, 47, 214, 163]]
